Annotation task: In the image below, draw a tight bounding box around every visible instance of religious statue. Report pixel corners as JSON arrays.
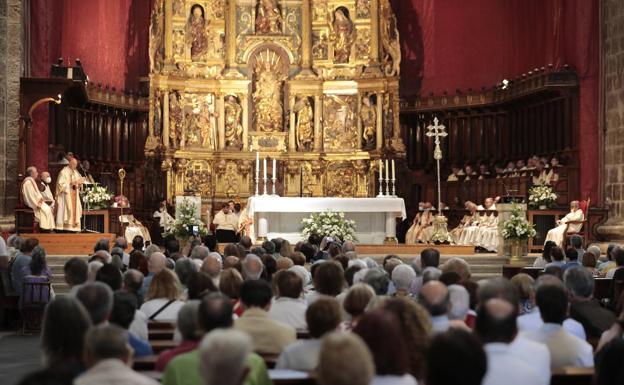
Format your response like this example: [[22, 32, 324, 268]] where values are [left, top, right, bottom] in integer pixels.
[[360, 95, 376, 149], [173, 0, 184, 16], [169, 92, 183, 148], [323, 95, 357, 151], [295, 96, 314, 151], [329, 7, 355, 63], [253, 49, 285, 132], [380, 0, 401, 76], [224, 95, 244, 148], [188, 4, 209, 61], [149, 0, 165, 73], [255, 0, 282, 34], [185, 110, 201, 147]]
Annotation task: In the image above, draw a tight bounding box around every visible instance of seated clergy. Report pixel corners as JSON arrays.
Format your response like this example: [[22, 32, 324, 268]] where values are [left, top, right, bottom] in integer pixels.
[[212, 203, 239, 243], [405, 202, 434, 244], [39, 171, 55, 209], [450, 202, 478, 244], [544, 201, 584, 247], [457, 208, 483, 246], [21, 166, 55, 231], [475, 210, 499, 252]]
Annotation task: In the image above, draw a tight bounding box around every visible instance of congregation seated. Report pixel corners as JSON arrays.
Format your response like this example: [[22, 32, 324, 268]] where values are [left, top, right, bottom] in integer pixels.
[[156, 301, 200, 371], [140, 269, 185, 322], [11, 238, 39, 297], [445, 154, 562, 181], [18, 245, 53, 307], [267, 270, 308, 330], [111, 291, 153, 358]]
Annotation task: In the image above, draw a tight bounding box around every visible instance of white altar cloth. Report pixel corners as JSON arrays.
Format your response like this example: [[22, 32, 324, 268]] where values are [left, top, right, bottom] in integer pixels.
[[247, 196, 406, 244]]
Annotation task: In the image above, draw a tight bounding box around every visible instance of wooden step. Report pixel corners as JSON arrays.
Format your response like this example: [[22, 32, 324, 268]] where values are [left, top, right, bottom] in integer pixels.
[[21, 233, 116, 255]]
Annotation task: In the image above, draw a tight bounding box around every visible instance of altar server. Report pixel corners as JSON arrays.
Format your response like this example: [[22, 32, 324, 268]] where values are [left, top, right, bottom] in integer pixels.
[[212, 203, 239, 243], [55, 156, 84, 232], [21, 166, 55, 231], [545, 201, 584, 247]]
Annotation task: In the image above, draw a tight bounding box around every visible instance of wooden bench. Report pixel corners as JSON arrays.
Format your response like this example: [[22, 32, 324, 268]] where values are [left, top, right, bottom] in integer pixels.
[[133, 355, 158, 371], [550, 367, 594, 385], [150, 340, 178, 353]]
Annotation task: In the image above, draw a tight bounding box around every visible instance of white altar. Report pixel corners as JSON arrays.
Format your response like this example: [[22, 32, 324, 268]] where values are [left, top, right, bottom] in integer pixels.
[[247, 196, 407, 244]]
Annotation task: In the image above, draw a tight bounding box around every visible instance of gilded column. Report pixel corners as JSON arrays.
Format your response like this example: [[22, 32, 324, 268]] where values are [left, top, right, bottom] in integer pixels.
[[357, 95, 363, 150], [242, 94, 249, 150], [162, 91, 170, 148], [218, 94, 225, 149], [164, 0, 173, 65], [370, 0, 380, 63], [295, 0, 316, 78], [313, 94, 322, 151], [376, 92, 383, 150], [289, 96, 296, 150], [223, 0, 242, 78]]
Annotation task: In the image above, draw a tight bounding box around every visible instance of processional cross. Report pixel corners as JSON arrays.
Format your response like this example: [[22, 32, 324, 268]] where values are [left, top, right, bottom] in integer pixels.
[[426, 117, 447, 216]]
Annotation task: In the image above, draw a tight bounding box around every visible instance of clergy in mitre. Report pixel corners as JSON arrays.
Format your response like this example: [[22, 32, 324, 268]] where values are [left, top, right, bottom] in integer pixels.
[[450, 201, 478, 244], [55, 156, 84, 232], [544, 201, 584, 247], [21, 166, 55, 231], [405, 202, 435, 244]]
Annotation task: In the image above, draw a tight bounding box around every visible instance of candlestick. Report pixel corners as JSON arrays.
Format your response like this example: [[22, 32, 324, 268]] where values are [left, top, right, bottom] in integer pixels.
[[272, 158, 276, 180], [263, 157, 268, 195], [256, 152, 260, 174], [263, 158, 267, 180], [392, 159, 396, 181], [377, 159, 384, 197], [385, 159, 389, 181]]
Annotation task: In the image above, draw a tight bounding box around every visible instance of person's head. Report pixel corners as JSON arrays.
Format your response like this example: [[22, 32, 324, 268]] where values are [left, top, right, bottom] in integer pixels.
[[581, 250, 597, 269], [240, 279, 272, 309], [239, 236, 252, 251], [422, 266, 442, 283], [132, 235, 144, 251], [145, 268, 181, 301], [353, 309, 409, 376], [570, 235, 583, 249], [440, 257, 471, 280], [202, 234, 218, 252], [565, 248, 578, 262], [241, 254, 263, 280], [510, 273, 534, 309], [219, 268, 244, 300], [221, 203, 230, 214], [113, 236, 128, 250], [20, 238, 39, 255], [299, 242, 316, 262], [199, 329, 251, 385], [64, 257, 88, 287], [542, 241, 556, 263], [122, 269, 143, 293], [426, 329, 487, 385], [177, 300, 201, 341], [363, 267, 389, 296], [76, 282, 114, 325], [26, 166, 38, 179], [223, 255, 241, 271], [128, 250, 148, 275], [550, 246, 565, 262], [439, 271, 462, 286], [314, 261, 345, 296], [175, 257, 198, 286], [198, 292, 234, 333], [614, 247, 624, 267], [165, 237, 180, 255], [190, 245, 210, 260], [84, 324, 131, 367], [475, 298, 518, 344], [307, 297, 341, 338], [484, 197, 495, 209], [228, 200, 235, 210], [95, 263, 123, 290], [535, 283, 568, 324], [595, 338, 624, 385], [68, 156, 78, 170], [29, 245, 47, 276], [7, 234, 23, 250], [477, 276, 519, 307], [289, 251, 306, 266], [202, 252, 223, 279], [110, 291, 138, 330], [148, 251, 167, 274], [420, 248, 440, 268], [259, 241, 274, 255], [419, 281, 450, 317], [383, 257, 403, 275], [41, 296, 92, 367], [274, 270, 303, 299], [187, 271, 218, 300], [343, 283, 375, 319], [280, 239, 293, 258], [607, 244, 618, 261], [391, 264, 416, 293], [93, 238, 110, 253], [563, 267, 594, 299], [448, 284, 470, 321], [317, 333, 374, 385], [341, 241, 356, 254], [276, 256, 294, 271]]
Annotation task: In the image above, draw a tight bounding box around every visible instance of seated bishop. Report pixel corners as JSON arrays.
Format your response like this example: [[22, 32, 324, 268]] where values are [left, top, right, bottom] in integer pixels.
[[450, 201, 478, 244], [21, 166, 55, 231], [405, 202, 435, 244], [545, 201, 584, 247]]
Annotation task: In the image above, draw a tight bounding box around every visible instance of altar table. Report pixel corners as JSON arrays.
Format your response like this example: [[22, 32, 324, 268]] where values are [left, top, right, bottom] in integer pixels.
[[247, 196, 406, 244]]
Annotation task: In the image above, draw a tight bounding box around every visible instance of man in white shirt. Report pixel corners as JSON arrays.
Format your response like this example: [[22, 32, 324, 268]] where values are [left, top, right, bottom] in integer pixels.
[[268, 270, 308, 330], [476, 299, 545, 385], [75, 324, 159, 385], [522, 284, 594, 368], [212, 203, 239, 243]]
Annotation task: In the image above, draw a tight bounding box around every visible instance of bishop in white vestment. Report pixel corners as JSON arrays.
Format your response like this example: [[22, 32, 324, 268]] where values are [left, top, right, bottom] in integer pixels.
[[545, 201, 584, 247], [55, 157, 84, 232], [21, 167, 55, 230]]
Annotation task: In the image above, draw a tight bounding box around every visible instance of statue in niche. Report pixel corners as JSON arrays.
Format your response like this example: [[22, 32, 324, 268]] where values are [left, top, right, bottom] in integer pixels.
[[312, 32, 328, 60], [149, 0, 164, 73], [153, 92, 162, 137], [380, 0, 401, 76], [255, 0, 282, 34], [295, 96, 314, 151], [169, 92, 183, 148], [253, 50, 286, 132], [185, 111, 201, 147], [224, 95, 244, 149], [199, 99, 216, 148], [323, 95, 357, 151], [188, 4, 209, 61], [329, 7, 355, 64], [173, 0, 184, 16], [360, 95, 376, 149]]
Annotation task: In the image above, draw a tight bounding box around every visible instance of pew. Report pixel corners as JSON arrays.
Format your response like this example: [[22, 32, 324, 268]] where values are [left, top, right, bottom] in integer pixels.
[[150, 340, 178, 353], [550, 367, 594, 385], [133, 355, 158, 371], [269, 370, 316, 385]]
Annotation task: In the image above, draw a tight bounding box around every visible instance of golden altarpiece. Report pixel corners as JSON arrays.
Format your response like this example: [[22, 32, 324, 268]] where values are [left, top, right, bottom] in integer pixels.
[[145, 0, 404, 212]]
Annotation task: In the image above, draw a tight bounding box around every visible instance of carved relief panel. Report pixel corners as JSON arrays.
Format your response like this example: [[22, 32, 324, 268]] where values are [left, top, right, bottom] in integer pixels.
[[323, 95, 357, 151]]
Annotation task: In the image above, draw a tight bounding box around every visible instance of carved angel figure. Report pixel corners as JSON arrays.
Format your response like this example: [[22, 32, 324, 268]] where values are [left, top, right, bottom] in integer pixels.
[[255, 0, 282, 34], [329, 7, 355, 63], [188, 4, 209, 61], [224, 95, 244, 148], [295, 97, 314, 151]]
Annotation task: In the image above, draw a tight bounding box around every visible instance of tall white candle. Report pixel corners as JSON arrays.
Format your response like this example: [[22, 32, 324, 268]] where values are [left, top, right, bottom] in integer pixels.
[[379, 159, 383, 180], [263, 158, 267, 180], [392, 159, 396, 180], [272, 158, 276, 179], [385, 159, 389, 181], [256, 152, 260, 174]]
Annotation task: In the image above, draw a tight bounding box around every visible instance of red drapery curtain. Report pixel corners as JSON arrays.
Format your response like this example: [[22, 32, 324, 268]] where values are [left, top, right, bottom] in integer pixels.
[[392, 0, 600, 202]]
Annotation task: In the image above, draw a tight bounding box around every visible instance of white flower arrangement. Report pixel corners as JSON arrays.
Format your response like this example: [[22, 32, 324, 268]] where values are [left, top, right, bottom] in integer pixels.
[[81, 184, 113, 209], [301, 210, 357, 242], [165, 198, 208, 239], [500, 204, 537, 240], [528, 185, 558, 208]]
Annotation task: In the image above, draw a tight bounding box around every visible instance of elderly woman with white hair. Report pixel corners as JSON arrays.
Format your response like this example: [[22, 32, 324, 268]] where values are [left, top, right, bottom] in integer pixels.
[[391, 264, 416, 297], [545, 200, 584, 247]]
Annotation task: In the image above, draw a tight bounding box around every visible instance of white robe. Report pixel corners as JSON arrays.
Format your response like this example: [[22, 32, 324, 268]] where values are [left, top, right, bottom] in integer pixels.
[[55, 166, 83, 231], [21, 177, 55, 230], [476, 213, 499, 252], [545, 209, 584, 247]]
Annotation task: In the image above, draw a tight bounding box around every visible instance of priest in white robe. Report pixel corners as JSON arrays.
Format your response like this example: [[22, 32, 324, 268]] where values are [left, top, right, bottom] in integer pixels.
[[476, 210, 499, 252], [55, 156, 84, 232], [21, 166, 55, 231], [545, 201, 584, 247], [450, 201, 478, 244]]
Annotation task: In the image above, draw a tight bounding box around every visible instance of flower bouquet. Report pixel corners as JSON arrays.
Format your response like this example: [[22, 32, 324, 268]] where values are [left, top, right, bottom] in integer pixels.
[[301, 210, 357, 242], [81, 184, 113, 210], [528, 185, 558, 209], [164, 198, 208, 239], [501, 205, 536, 240]]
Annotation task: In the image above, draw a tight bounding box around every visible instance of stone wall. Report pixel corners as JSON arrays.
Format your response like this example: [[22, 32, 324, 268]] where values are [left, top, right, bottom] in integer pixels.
[[0, 0, 21, 229]]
